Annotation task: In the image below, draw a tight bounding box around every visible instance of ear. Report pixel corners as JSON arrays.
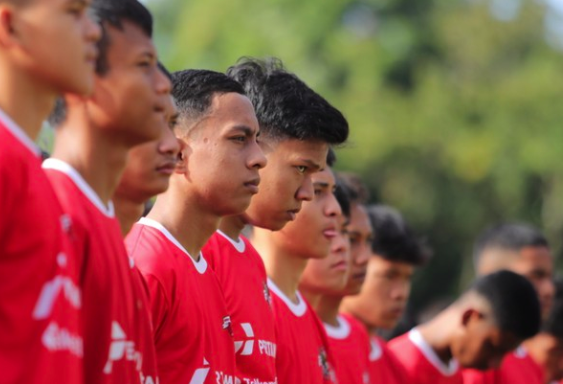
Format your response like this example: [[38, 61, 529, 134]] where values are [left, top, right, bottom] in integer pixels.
[[0, 6, 18, 49], [461, 308, 481, 328], [175, 139, 191, 174]]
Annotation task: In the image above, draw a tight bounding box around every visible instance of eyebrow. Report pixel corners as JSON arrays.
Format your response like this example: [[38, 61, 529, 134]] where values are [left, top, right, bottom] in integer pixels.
[[300, 159, 322, 172], [230, 125, 258, 136], [313, 181, 331, 189]]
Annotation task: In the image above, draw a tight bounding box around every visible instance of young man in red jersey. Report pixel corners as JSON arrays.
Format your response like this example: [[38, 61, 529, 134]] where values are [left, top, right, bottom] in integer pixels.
[[387, 270, 541, 384], [127, 69, 266, 384], [114, 64, 181, 235], [252, 152, 347, 384], [201, 58, 349, 384], [44, 1, 170, 383], [298, 175, 372, 384], [463, 224, 556, 384], [0, 0, 99, 382], [341, 204, 429, 383]]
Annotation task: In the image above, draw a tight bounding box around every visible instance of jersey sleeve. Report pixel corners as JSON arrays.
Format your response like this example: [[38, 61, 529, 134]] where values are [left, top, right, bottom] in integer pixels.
[[142, 272, 170, 342], [461, 369, 495, 384]]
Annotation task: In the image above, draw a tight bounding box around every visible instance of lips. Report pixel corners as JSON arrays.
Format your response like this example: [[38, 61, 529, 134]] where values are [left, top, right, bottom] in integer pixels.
[[156, 160, 177, 175], [323, 226, 338, 239], [331, 260, 348, 271], [244, 178, 260, 194], [286, 209, 300, 221]]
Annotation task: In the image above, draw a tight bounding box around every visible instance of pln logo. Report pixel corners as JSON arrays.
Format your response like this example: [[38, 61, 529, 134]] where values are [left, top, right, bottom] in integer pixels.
[[234, 323, 255, 356]]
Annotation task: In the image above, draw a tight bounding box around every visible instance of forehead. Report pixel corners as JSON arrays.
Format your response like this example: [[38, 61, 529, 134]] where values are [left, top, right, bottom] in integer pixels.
[[349, 204, 371, 233], [512, 246, 553, 273], [272, 139, 328, 164], [368, 255, 413, 273], [312, 168, 335, 186], [106, 20, 156, 61], [208, 92, 256, 122]]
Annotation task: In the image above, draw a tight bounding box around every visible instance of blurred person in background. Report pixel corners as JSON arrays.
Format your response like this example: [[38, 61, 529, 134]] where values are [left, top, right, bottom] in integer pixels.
[[464, 223, 556, 384], [341, 204, 429, 384]]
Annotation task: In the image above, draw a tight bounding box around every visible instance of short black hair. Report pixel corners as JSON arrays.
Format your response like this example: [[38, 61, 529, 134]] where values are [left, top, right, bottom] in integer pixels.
[[338, 172, 369, 204], [366, 204, 430, 265], [543, 278, 563, 338], [226, 57, 349, 145], [171, 69, 245, 133], [473, 223, 549, 265], [326, 147, 337, 168], [470, 270, 541, 340], [91, 0, 153, 75], [48, 0, 154, 127], [334, 177, 352, 219]]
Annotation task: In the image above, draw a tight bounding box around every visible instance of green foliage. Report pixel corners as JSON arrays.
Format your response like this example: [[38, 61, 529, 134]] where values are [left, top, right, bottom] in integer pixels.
[[148, 0, 563, 317]]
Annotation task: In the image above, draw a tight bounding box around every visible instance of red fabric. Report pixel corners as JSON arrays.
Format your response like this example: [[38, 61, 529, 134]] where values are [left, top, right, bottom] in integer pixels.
[[45, 165, 157, 384], [368, 335, 410, 384], [324, 314, 370, 384], [0, 120, 82, 383], [268, 281, 337, 384], [127, 221, 236, 384], [202, 232, 277, 383], [462, 348, 543, 384], [388, 330, 463, 384]]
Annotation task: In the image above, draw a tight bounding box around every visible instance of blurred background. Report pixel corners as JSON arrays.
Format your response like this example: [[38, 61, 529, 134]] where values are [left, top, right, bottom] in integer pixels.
[[49, 0, 563, 326]]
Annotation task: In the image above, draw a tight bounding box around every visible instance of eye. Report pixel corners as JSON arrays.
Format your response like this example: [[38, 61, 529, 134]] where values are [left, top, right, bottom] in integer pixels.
[[231, 136, 246, 143], [296, 165, 307, 174]]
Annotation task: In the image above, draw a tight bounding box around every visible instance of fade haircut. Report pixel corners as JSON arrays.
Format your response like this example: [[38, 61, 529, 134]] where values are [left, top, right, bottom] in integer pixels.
[[171, 69, 245, 135], [469, 270, 541, 340], [543, 278, 563, 338], [226, 57, 349, 145], [47, 0, 154, 127], [338, 172, 370, 204], [366, 204, 430, 265], [473, 223, 549, 267]]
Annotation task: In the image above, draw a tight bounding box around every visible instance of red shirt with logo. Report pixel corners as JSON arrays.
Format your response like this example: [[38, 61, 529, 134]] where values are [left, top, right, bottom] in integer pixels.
[[202, 231, 277, 384], [0, 112, 83, 383], [388, 328, 463, 384], [368, 335, 410, 384], [127, 218, 236, 384], [462, 347, 543, 384], [324, 313, 370, 384], [268, 280, 337, 384], [43, 159, 158, 384]]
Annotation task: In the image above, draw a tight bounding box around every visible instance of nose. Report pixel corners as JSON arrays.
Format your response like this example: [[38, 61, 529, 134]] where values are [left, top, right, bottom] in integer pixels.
[[248, 140, 267, 170], [296, 176, 314, 202], [325, 193, 341, 218], [155, 66, 172, 95], [355, 243, 370, 266], [159, 125, 181, 157], [84, 12, 102, 44]]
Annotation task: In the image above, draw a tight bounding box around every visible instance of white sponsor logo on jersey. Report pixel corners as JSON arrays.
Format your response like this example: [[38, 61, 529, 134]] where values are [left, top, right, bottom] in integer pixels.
[[103, 321, 143, 374], [189, 358, 210, 384]]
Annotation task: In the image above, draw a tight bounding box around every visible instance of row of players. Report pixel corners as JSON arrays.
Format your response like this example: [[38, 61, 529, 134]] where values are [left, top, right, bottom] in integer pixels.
[[1, 0, 561, 383]]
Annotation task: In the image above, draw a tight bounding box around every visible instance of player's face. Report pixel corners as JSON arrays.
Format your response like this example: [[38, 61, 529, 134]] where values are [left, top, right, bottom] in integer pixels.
[[179, 92, 266, 216], [117, 96, 181, 202], [344, 256, 414, 329], [274, 168, 341, 259], [0, 0, 100, 94], [242, 139, 328, 231], [90, 21, 171, 146], [342, 204, 372, 295], [510, 246, 554, 320], [528, 333, 563, 382], [300, 214, 351, 295], [453, 311, 520, 370]]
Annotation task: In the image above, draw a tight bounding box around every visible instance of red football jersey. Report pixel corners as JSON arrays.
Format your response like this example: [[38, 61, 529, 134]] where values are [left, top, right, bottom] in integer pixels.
[[0, 112, 82, 383], [268, 280, 337, 384], [462, 347, 543, 384], [324, 314, 370, 384], [368, 335, 410, 384], [126, 218, 236, 384], [388, 328, 463, 384], [43, 159, 158, 384], [202, 231, 277, 383]]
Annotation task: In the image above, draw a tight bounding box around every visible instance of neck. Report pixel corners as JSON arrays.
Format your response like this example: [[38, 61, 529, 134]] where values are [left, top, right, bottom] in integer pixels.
[[52, 111, 129, 205], [417, 309, 457, 364], [251, 227, 308, 303], [219, 215, 247, 240], [0, 60, 56, 140], [148, 184, 220, 258], [113, 195, 145, 236], [302, 291, 342, 326]]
